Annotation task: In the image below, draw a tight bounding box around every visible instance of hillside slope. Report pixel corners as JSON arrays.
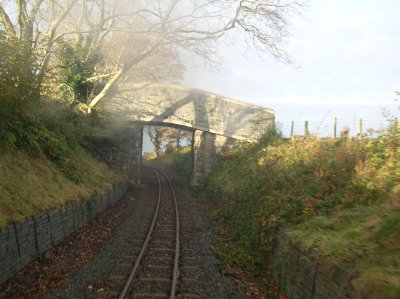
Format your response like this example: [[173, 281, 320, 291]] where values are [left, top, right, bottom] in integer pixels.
[[202, 129, 400, 298], [0, 101, 124, 230], [0, 148, 123, 229]]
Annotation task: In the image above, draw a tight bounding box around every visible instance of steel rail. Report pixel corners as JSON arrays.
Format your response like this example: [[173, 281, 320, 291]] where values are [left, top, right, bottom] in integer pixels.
[[118, 166, 181, 299], [118, 166, 162, 299], [156, 168, 180, 299]]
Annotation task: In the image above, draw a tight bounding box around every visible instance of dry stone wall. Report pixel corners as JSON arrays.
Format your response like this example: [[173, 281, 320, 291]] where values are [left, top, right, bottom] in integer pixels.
[[271, 230, 361, 299], [0, 182, 128, 285]]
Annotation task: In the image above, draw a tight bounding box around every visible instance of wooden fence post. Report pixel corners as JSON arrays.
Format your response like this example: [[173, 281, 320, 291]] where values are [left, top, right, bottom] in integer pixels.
[[359, 118, 363, 139], [333, 117, 337, 138], [290, 121, 294, 138], [304, 121, 309, 136]]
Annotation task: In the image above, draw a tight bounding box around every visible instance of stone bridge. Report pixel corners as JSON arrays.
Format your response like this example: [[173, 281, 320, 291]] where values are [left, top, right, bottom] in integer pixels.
[[91, 82, 274, 185]]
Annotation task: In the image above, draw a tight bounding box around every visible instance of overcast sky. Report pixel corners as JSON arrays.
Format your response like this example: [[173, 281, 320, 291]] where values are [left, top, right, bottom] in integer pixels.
[[183, 0, 400, 137]]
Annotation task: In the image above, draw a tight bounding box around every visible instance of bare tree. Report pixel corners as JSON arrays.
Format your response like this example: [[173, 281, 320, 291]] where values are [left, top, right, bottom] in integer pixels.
[[86, 0, 301, 112], [1, 0, 301, 112], [0, 0, 78, 87], [99, 34, 185, 84]]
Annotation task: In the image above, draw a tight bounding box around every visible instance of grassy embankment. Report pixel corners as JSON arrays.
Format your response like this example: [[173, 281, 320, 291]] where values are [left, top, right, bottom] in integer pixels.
[[201, 127, 399, 298], [0, 104, 124, 230], [0, 30, 125, 230]]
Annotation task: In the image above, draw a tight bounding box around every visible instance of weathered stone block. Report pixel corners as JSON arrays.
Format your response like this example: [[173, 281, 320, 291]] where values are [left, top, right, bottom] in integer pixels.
[[33, 213, 52, 254], [270, 230, 362, 299]]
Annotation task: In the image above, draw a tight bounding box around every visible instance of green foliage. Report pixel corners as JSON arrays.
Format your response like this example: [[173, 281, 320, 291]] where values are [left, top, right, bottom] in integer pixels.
[[374, 208, 400, 242], [0, 31, 41, 152], [258, 123, 282, 147], [203, 123, 400, 293], [0, 31, 38, 141], [0, 31, 36, 106], [355, 129, 400, 195], [0, 131, 17, 149], [56, 40, 101, 105], [164, 142, 175, 154], [290, 205, 400, 299], [0, 32, 87, 181], [0, 97, 85, 182], [171, 146, 192, 185], [0, 30, 124, 229]]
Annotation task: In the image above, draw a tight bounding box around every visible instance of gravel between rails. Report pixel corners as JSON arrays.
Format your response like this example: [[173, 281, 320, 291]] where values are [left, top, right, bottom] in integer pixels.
[[175, 186, 245, 299]]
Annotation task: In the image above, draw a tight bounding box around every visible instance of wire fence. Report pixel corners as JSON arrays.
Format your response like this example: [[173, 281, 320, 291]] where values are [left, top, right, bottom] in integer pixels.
[[278, 117, 398, 138]]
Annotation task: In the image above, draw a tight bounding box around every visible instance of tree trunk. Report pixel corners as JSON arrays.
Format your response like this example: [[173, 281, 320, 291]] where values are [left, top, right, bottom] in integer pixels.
[[87, 42, 160, 112], [87, 67, 124, 113]]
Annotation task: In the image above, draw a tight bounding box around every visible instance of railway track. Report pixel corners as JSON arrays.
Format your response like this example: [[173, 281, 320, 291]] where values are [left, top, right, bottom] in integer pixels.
[[0, 166, 244, 299], [94, 167, 200, 299], [104, 167, 180, 299]]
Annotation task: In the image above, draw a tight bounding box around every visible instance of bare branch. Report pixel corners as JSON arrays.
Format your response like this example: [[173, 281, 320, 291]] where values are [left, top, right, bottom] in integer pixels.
[[88, 40, 161, 111], [1, 0, 301, 112], [0, 4, 16, 37], [35, 0, 79, 85], [83, 72, 117, 83]]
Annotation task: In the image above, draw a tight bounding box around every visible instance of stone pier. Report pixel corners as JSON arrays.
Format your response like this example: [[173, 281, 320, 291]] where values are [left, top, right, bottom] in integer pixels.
[[192, 131, 238, 185]]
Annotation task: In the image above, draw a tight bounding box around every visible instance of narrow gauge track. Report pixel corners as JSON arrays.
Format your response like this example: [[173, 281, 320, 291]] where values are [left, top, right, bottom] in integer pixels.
[[118, 166, 180, 299]]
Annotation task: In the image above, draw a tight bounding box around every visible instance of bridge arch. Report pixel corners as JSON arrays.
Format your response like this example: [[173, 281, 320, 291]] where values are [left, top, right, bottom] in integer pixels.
[[93, 82, 275, 185]]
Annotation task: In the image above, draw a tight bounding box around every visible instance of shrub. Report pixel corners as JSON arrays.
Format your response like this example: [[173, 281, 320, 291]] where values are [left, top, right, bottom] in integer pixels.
[[0, 31, 36, 106], [171, 146, 192, 184], [56, 40, 102, 105]]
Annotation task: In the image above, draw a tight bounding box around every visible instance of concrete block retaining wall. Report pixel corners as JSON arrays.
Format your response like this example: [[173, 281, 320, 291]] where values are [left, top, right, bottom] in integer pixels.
[[271, 230, 361, 299], [0, 182, 128, 285]]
